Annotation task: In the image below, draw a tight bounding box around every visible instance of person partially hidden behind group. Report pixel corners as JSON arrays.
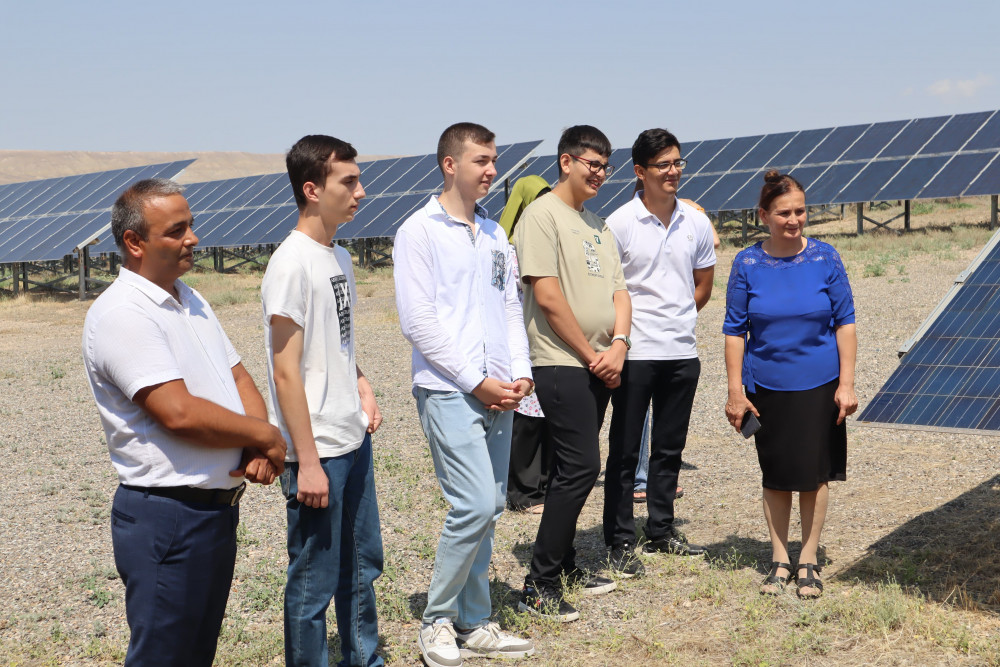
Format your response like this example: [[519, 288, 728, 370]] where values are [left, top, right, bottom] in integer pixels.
[[723, 170, 858, 599]]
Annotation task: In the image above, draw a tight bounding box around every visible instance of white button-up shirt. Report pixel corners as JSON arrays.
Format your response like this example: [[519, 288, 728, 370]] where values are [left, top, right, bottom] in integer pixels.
[[82, 267, 244, 489], [605, 194, 717, 360], [393, 196, 532, 393]]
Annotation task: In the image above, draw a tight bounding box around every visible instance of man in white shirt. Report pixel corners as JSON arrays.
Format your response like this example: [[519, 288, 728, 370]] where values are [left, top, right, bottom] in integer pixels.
[[82, 178, 287, 667], [603, 128, 716, 568], [394, 122, 535, 667], [261, 135, 384, 667]]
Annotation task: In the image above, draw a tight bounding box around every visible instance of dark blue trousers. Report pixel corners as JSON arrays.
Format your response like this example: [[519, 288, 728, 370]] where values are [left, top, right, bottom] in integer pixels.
[[111, 484, 239, 667]]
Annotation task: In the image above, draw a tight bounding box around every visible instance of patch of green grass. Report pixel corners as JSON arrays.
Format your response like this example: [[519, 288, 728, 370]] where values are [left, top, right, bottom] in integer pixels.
[[912, 202, 936, 216]]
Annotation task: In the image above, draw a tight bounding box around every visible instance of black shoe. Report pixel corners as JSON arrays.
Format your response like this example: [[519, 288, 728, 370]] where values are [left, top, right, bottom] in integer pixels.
[[518, 584, 580, 622], [642, 527, 707, 556], [608, 544, 645, 579], [563, 567, 617, 595]]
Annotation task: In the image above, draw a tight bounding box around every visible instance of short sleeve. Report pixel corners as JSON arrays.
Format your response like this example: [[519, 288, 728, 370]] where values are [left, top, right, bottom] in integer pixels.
[[693, 214, 717, 270], [723, 254, 750, 336], [827, 249, 856, 325], [261, 255, 308, 328], [514, 204, 559, 281], [90, 306, 184, 400]]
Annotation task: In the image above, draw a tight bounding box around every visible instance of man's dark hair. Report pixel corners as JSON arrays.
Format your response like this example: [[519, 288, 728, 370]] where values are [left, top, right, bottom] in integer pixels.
[[557, 125, 612, 161], [111, 178, 186, 251], [286, 135, 358, 210], [437, 122, 496, 174], [632, 128, 682, 168]]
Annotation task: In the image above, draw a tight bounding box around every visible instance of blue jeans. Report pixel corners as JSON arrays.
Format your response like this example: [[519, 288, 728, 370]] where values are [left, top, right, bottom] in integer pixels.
[[282, 434, 384, 667], [634, 406, 652, 492], [111, 484, 238, 667], [416, 388, 512, 628]]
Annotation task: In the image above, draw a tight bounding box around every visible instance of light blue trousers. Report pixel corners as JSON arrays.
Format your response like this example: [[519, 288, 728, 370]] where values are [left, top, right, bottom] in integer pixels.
[[416, 388, 512, 628]]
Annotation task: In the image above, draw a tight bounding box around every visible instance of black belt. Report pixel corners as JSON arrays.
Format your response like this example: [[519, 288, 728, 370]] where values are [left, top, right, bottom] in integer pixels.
[[123, 482, 246, 506]]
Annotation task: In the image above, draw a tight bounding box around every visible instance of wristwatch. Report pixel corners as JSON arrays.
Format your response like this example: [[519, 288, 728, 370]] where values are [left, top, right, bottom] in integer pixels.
[[611, 334, 632, 350]]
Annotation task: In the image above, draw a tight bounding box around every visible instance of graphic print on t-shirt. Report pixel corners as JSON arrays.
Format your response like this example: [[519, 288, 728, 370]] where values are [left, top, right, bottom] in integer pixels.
[[330, 276, 352, 348], [491, 250, 506, 292], [582, 240, 603, 277]]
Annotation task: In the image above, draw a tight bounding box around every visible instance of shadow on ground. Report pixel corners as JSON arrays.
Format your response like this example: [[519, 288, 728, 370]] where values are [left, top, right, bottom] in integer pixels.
[[838, 473, 1000, 609]]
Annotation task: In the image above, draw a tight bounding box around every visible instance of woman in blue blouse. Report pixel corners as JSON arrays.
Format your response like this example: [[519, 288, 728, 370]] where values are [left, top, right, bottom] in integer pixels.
[[723, 170, 858, 598]]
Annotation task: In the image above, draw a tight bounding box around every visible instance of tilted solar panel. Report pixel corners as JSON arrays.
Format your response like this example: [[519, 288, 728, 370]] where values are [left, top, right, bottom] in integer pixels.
[[0, 160, 193, 264], [859, 231, 1000, 433]]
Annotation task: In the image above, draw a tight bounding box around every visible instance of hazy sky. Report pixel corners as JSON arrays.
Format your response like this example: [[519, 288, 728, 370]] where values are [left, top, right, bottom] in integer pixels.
[[2, 0, 998, 156]]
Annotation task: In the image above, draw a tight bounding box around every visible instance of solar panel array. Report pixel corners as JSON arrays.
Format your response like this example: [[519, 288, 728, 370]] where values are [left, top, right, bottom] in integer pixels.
[[0, 161, 193, 264], [859, 231, 1000, 433], [91, 141, 542, 255], [501, 111, 1000, 218]]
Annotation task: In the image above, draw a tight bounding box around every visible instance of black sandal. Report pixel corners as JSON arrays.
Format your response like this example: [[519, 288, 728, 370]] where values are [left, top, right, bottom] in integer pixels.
[[796, 563, 824, 598], [760, 561, 792, 595]]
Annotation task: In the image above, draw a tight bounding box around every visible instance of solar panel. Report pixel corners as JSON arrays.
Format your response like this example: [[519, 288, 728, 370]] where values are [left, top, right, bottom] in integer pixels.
[[964, 111, 1000, 151], [920, 111, 993, 154], [880, 117, 948, 158], [841, 121, 905, 161], [0, 161, 193, 264], [963, 153, 1000, 196], [859, 231, 1000, 433], [874, 156, 950, 202]]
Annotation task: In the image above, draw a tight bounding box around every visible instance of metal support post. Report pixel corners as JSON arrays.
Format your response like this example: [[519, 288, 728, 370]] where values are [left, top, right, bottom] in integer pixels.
[[78, 247, 89, 301], [856, 203, 864, 235], [992, 195, 998, 231], [904, 200, 911, 232], [12, 263, 19, 296]]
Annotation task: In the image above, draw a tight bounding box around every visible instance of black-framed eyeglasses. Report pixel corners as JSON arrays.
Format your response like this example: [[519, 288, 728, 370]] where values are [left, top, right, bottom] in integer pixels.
[[645, 159, 688, 172], [568, 154, 614, 177]]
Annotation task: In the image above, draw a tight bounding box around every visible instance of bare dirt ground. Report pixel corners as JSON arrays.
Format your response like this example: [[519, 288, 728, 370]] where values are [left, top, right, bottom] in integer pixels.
[[2, 200, 1000, 665]]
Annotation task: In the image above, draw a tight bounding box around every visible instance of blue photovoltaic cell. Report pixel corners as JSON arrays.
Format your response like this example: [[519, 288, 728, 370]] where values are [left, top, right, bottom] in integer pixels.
[[805, 163, 858, 203], [386, 155, 437, 194], [840, 121, 907, 161], [918, 152, 998, 199], [720, 169, 768, 211], [859, 236, 1000, 432], [831, 158, 906, 203], [880, 116, 949, 158], [594, 182, 636, 218], [684, 139, 729, 175], [875, 156, 950, 201], [920, 111, 993, 154], [698, 172, 758, 211], [254, 207, 299, 246], [362, 193, 427, 239], [786, 165, 829, 193], [676, 174, 718, 202], [362, 156, 418, 195], [963, 154, 1000, 196], [732, 132, 796, 171], [964, 112, 1000, 151], [805, 124, 869, 164], [339, 198, 397, 239], [700, 136, 763, 174], [769, 129, 832, 168]]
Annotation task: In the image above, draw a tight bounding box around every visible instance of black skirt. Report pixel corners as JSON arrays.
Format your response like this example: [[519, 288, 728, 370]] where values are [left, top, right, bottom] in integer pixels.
[[746, 378, 847, 492]]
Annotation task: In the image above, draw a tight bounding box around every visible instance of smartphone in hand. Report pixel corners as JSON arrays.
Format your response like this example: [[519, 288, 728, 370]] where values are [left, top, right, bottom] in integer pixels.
[[741, 410, 761, 439]]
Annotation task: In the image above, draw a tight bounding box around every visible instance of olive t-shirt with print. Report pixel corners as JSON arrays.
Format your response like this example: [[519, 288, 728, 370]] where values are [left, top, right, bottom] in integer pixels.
[[513, 192, 626, 368]]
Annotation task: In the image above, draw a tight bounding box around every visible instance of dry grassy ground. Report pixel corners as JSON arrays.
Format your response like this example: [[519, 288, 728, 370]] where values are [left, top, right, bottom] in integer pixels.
[[2, 198, 1000, 665]]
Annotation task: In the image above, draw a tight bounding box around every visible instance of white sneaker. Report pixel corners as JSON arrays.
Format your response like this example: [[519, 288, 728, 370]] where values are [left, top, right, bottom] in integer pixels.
[[455, 622, 535, 659], [418, 619, 462, 667]]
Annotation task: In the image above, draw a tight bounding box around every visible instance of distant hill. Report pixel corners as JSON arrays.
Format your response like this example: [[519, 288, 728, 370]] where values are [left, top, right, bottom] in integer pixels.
[[0, 150, 391, 185]]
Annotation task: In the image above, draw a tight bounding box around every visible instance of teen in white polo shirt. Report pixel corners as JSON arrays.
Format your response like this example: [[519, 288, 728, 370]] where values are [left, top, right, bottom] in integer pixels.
[[603, 128, 716, 570]]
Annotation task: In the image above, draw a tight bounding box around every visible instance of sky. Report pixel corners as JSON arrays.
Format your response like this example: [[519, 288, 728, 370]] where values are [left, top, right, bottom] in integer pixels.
[[2, 0, 998, 157]]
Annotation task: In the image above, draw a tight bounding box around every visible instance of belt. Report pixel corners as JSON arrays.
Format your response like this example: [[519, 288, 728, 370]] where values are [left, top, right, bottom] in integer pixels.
[[122, 482, 246, 506]]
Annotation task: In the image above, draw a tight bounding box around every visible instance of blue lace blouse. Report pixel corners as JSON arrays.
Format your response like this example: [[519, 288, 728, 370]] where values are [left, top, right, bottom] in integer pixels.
[[723, 238, 855, 392]]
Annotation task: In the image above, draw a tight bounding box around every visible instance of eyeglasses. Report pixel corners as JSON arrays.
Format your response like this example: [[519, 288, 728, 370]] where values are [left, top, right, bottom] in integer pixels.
[[568, 154, 614, 177], [645, 159, 688, 172]]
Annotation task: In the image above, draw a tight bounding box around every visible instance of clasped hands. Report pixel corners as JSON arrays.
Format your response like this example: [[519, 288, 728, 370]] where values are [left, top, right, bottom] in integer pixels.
[[473, 376, 533, 411]]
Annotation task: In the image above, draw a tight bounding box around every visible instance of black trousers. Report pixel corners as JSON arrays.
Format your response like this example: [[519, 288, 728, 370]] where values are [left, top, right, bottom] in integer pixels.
[[526, 366, 611, 586], [506, 412, 552, 510], [605, 358, 700, 545]]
